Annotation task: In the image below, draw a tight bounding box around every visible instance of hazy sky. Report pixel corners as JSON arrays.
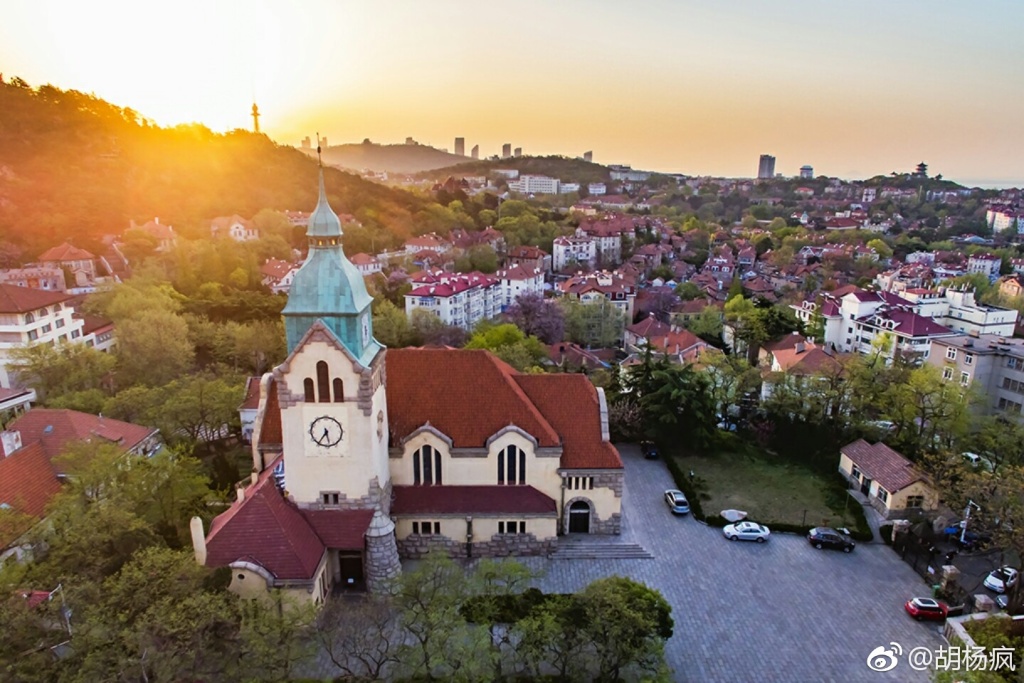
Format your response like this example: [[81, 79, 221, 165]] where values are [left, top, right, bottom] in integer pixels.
[[3, 1, 1022, 186]]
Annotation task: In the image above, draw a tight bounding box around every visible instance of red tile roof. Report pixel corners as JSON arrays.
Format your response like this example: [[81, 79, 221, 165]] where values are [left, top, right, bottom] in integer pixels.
[[514, 374, 622, 470], [260, 258, 296, 281], [239, 376, 261, 411], [841, 439, 923, 493], [349, 253, 378, 265], [37, 242, 95, 262], [0, 284, 73, 313], [0, 442, 60, 545], [205, 472, 326, 580], [78, 313, 113, 336], [300, 508, 373, 551], [386, 349, 560, 449], [391, 485, 556, 515], [8, 409, 157, 471], [259, 380, 282, 446]]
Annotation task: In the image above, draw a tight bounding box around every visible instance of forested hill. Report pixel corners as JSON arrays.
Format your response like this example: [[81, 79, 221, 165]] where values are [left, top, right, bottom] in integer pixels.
[[0, 79, 426, 258], [420, 155, 612, 185], [316, 141, 466, 174]]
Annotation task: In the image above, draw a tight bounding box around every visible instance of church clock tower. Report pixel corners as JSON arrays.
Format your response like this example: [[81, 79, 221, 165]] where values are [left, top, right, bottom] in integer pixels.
[[275, 162, 391, 512]]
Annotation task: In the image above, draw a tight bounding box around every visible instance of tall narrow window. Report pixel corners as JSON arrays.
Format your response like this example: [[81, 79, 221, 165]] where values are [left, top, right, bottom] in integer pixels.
[[304, 378, 315, 402], [333, 378, 344, 402], [519, 449, 526, 485], [422, 445, 433, 484], [317, 361, 330, 402], [413, 451, 421, 485], [434, 448, 442, 485], [498, 449, 505, 484]]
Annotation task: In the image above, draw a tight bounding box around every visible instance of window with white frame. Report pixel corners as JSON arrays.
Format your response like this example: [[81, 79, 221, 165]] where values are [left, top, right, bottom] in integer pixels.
[[961, 372, 970, 386], [876, 487, 889, 504], [946, 347, 957, 360], [498, 521, 526, 535], [906, 495, 924, 508], [964, 354, 974, 365], [942, 367, 953, 381], [412, 521, 441, 535]]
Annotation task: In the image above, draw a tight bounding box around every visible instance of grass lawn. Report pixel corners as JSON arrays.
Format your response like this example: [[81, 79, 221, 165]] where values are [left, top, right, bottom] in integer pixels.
[[679, 451, 861, 529]]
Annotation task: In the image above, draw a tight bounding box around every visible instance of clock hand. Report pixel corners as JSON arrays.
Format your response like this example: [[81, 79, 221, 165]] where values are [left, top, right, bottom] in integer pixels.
[[321, 427, 330, 443]]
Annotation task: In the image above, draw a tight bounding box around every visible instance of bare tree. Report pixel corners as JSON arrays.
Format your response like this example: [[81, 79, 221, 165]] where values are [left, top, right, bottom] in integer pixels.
[[312, 594, 402, 680]]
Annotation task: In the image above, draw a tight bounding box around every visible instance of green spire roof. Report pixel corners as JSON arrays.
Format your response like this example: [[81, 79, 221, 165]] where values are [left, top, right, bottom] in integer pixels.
[[282, 166, 380, 366]]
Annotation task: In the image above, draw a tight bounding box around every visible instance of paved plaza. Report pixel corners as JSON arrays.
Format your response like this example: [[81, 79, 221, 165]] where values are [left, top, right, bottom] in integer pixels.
[[518, 444, 947, 682]]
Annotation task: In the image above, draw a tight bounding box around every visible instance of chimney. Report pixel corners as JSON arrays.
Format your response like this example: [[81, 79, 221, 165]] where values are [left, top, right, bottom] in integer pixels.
[[968, 329, 980, 338], [190, 516, 207, 565], [154, 217, 159, 224], [236, 485, 245, 503]]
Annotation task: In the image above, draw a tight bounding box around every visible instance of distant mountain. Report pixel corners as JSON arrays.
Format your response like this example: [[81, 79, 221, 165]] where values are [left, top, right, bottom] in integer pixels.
[[0, 79, 426, 258], [420, 155, 613, 185], [317, 142, 467, 174]]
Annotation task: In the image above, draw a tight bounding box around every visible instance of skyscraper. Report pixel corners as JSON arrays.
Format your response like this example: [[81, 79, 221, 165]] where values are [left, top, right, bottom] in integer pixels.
[[758, 154, 776, 179], [471, 145, 479, 159], [583, 151, 593, 162], [800, 165, 813, 179], [502, 143, 512, 159], [513, 147, 522, 158], [454, 137, 465, 156]]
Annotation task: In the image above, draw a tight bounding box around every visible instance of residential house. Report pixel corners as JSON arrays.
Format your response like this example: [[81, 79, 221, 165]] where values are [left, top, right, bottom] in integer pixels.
[[759, 333, 843, 401], [927, 334, 1024, 422], [506, 245, 550, 273], [623, 314, 708, 364], [405, 271, 499, 329], [552, 235, 597, 272], [0, 286, 86, 389], [211, 215, 259, 241], [1, 409, 161, 560], [838, 440, 938, 519], [260, 258, 300, 294], [349, 253, 382, 276], [133, 218, 176, 252], [239, 376, 261, 443], [37, 243, 96, 288], [79, 314, 115, 353], [403, 233, 451, 256], [558, 271, 636, 322], [546, 342, 611, 373], [494, 264, 544, 311], [998, 274, 1024, 300], [967, 253, 1002, 281], [0, 267, 66, 292]]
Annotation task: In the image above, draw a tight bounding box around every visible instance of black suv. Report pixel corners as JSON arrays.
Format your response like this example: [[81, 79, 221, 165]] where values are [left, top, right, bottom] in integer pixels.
[[808, 527, 856, 553], [640, 441, 659, 460]]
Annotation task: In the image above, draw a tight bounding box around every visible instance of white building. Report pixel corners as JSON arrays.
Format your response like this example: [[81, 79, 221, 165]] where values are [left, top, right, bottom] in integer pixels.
[[405, 272, 499, 329], [508, 175, 560, 195], [896, 287, 1017, 337], [0, 285, 87, 388], [559, 182, 580, 194], [493, 169, 520, 179], [588, 183, 607, 196], [553, 235, 597, 271], [608, 165, 650, 182], [350, 253, 382, 276], [967, 253, 1002, 280], [211, 214, 259, 241], [494, 265, 545, 311], [986, 208, 1022, 234]]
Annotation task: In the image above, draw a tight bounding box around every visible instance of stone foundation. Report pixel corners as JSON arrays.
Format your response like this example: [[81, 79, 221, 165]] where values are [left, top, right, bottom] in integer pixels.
[[593, 471, 624, 498], [591, 512, 622, 535], [297, 477, 390, 514], [398, 534, 557, 559]]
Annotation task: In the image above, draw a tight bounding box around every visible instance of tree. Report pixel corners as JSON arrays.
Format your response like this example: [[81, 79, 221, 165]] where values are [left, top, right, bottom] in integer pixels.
[[465, 323, 547, 372], [372, 299, 415, 348], [409, 308, 467, 347], [580, 576, 673, 682], [9, 342, 116, 403], [866, 238, 893, 260], [312, 595, 402, 680], [680, 305, 724, 344], [674, 281, 702, 301], [699, 351, 760, 424], [561, 298, 626, 349], [153, 374, 243, 447], [507, 292, 565, 344]]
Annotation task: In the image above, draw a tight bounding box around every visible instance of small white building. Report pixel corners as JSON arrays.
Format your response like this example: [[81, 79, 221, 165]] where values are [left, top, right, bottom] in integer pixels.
[[588, 183, 607, 196], [211, 215, 259, 242], [494, 265, 544, 311], [553, 235, 597, 272], [508, 175, 560, 195], [350, 253, 382, 276], [0, 285, 86, 388], [967, 253, 1002, 280]]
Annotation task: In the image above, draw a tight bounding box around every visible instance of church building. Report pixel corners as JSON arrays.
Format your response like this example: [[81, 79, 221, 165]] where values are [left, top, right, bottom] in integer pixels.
[[190, 167, 624, 606]]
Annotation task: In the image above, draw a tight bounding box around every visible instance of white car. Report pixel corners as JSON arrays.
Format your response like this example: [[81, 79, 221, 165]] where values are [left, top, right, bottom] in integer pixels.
[[984, 567, 1019, 593], [723, 521, 771, 543]]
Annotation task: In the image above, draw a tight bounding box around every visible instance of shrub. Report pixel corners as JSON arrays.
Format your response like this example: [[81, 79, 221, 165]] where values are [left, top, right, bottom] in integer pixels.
[[878, 524, 894, 545], [664, 454, 705, 520]]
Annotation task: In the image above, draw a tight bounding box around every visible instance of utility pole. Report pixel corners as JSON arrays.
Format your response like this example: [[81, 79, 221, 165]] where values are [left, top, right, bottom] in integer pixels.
[[961, 499, 981, 545]]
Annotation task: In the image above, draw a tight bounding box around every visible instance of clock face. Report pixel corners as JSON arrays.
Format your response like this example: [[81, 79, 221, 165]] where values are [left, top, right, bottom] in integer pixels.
[[309, 416, 344, 448]]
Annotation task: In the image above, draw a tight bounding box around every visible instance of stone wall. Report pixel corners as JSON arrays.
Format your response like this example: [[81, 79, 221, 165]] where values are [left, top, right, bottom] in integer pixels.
[[591, 511, 622, 535], [295, 476, 390, 513], [398, 533, 556, 559], [593, 470, 624, 498]]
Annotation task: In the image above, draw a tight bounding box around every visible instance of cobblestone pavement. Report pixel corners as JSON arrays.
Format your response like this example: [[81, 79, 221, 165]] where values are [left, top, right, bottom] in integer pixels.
[[515, 444, 947, 683]]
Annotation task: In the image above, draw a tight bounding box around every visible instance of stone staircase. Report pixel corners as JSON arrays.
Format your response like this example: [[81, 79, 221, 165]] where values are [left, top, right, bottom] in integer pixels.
[[549, 537, 654, 560]]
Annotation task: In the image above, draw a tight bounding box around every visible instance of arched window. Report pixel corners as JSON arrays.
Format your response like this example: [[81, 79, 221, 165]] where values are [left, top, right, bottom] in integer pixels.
[[333, 378, 344, 402], [498, 445, 526, 485], [24, 312, 34, 323], [413, 445, 441, 485], [316, 361, 330, 403], [303, 378, 315, 402]]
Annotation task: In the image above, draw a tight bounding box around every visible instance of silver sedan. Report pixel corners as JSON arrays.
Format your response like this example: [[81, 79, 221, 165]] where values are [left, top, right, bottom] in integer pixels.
[[723, 521, 771, 543]]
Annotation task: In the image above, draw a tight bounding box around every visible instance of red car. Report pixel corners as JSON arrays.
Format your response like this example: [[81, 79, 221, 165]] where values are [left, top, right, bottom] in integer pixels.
[[904, 597, 948, 621]]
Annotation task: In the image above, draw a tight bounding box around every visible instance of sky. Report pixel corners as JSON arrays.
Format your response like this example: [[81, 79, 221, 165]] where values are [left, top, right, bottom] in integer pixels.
[[3, 0, 1023, 187]]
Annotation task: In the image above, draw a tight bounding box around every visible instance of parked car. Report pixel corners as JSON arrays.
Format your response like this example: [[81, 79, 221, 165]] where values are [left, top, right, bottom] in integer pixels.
[[641, 441, 659, 460], [664, 489, 690, 515], [807, 527, 856, 553], [984, 567, 1019, 593], [904, 597, 949, 621], [723, 521, 771, 543]]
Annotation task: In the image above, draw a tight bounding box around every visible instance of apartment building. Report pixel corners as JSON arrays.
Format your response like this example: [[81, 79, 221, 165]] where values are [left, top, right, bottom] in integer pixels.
[[0, 285, 86, 388], [928, 334, 1024, 421], [553, 235, 597, 271], [404, 272, 499, 329]]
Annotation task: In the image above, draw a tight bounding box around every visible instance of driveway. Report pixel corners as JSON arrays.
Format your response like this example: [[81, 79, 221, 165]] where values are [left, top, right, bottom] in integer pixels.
[[520, 444, 947, 682]]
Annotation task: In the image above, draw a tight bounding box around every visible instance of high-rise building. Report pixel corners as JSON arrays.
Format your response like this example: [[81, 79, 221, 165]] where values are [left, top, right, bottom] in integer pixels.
[[583, 151, 593, 162], [758, 154, 776, 179], [454, 137, 465, 156], [513, 147, 522, 158], [800, 165, 814, 179], [301, 136, 312, 150], [320, 137, 328, 148], [471, 145, 479, 159], [502, 143, 512, 159]]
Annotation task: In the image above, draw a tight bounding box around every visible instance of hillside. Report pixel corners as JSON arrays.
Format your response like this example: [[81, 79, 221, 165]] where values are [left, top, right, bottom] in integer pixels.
[[317, 141, 466, 174], [0, 79, 427, 258], [420, 155, 613, 185]]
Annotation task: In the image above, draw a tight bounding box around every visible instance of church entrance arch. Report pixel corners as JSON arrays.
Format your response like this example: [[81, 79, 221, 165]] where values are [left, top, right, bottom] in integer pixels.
[[568, 500, 591, 534]]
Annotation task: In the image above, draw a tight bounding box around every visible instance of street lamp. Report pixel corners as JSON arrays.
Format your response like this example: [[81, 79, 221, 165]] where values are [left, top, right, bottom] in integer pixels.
[[961, 499, 981, 546]]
